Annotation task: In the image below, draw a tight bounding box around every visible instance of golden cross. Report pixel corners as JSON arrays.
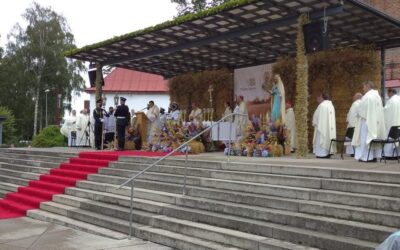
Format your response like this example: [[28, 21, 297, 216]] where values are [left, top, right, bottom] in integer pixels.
[[208, 85, 214, 104]]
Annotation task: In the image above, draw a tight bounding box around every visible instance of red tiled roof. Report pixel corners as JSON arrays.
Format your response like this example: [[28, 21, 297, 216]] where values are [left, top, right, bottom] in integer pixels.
[[86, 68, 168, 93], [386, 79, 400, 88]]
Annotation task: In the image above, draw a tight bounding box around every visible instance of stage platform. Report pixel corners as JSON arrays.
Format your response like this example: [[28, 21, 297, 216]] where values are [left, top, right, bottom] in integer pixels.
[[6, 146, 400, 172]]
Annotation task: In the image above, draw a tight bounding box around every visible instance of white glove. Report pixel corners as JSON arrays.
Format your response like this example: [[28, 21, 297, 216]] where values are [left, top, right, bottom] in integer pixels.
[[100, 118, 104, 123]]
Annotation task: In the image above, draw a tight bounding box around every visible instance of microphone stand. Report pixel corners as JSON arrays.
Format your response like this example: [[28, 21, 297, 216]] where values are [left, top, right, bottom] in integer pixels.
[[101, 109, 108, 150]]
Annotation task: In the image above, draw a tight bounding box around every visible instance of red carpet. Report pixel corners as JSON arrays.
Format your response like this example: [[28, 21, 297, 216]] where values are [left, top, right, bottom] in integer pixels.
[[0, 150, 175, 219]]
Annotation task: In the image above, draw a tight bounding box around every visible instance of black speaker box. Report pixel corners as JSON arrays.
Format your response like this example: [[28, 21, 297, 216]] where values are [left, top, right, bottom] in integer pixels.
[[303, 21, 329, 53], [88, 63, 104, 87]]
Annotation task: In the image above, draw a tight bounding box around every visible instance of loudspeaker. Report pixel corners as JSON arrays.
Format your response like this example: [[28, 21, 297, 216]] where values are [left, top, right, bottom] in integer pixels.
[[88, 63, 104, 87], [303, 21, 329, 53]]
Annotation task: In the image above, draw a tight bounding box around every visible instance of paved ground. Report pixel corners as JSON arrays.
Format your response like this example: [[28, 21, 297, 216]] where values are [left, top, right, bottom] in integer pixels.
[[0, 217, 172, 250]]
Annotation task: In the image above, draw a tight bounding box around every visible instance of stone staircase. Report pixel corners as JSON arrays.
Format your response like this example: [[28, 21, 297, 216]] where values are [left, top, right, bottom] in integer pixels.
[[0, 148, 399, 249]]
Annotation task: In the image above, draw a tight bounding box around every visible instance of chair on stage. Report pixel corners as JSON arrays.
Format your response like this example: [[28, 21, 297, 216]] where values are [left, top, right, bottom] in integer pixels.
[[367, 125, 400, 164], [328, 127, 354, 160], [70, 131, 77, 147]]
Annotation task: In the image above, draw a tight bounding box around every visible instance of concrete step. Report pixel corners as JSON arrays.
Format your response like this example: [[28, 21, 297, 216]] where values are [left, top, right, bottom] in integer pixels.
[[0, 168, 39, 181], [331, 169, 400, 185], [0, 181, 20, 192], [0, 189, 8, 198], [86, 173, 400, 213], [49, 194, 377, 250], [105, 164, 323, 189], [0, 182, 18, 198], [27, 209, 127, 240], [37, 201, 244, 250], [0, 151, 71, 164], [109, 161, 400, 198], [117, 157, 334, 178], [76, 180, 400, 228], [63, 187, 395, 244], [43, 195, 322, 250], [0, 156, 62, 169], [0, 148, 77, 159], [117, 157, 400, 184], [0, 162, 51, 175], [321, 178, 400, 197], [118, 156, 224, 170], [0, 174, 30, 186]]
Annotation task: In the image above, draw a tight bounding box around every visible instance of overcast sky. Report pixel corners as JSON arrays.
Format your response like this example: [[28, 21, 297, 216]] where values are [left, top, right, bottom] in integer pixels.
[[0, 0, 178, 112]]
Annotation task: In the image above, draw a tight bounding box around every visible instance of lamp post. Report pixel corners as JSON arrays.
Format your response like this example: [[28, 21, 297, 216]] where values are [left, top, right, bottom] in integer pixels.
[[102, 94, 107, 108], [114, 94, 119, 106], [45, 89, 50, 127], [57, 93, 62, 125]]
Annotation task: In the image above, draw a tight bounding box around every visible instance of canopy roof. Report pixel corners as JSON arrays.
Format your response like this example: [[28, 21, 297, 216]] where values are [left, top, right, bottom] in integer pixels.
[[66, 0, 400, 78]]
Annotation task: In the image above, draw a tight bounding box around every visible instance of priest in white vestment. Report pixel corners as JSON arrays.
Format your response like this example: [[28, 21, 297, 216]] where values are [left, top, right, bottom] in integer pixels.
[[352, 81, 386, 162], [285, 101, 296, 153], [167, 102, 180, 121], [223, 101, 233, 122], [312, 93, 336, 158], [60, 110, 77, 146], [234, 95, 248, 140], [189, 102, 202, 124], [383, 88, 400, 157], [146, 100, 160, 143], [75, 109, 90, 146], [345, 93, 362, 155]]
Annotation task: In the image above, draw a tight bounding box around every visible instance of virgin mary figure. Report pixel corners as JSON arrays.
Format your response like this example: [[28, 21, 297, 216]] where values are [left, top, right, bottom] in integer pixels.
[[271, 75, 286, 124]]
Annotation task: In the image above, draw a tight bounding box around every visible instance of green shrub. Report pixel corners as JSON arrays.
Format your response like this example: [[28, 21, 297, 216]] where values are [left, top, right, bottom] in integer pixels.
[[31, 125, 66, 147], [0, 106, 17, 145]]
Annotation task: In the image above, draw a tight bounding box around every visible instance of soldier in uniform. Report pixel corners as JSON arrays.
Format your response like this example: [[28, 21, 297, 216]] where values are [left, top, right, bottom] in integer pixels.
[[114, 97, 130, 150], [93, 99, 106, 150]]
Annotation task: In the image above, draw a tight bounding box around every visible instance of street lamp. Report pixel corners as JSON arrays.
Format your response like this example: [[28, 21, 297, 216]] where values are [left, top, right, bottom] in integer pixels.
[[102, 95, 107, 108], [45, 89, 50, 127], [57, 94, 62, 125], [114, 94, 119, 106]]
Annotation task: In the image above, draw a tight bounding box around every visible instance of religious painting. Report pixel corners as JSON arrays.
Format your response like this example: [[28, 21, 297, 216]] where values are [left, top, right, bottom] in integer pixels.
[[234, 63, 273, 117]]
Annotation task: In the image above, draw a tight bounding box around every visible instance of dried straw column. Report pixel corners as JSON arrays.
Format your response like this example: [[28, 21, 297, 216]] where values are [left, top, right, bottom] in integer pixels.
[[295, 14, 309, 157]]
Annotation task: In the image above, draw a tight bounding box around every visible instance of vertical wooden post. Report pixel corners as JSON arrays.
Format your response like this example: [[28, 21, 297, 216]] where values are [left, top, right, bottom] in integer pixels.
[[381, 46, 386, 105], [95, 63, 103, 102]]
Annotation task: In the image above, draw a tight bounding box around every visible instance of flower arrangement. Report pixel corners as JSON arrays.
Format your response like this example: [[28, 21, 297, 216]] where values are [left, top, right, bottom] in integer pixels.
[[225, 120, 289, 157], [145, 120, 206, 154]]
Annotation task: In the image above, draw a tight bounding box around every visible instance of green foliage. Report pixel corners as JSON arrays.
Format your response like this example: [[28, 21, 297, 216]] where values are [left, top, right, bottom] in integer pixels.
[[171, 0, 231, 15], [31, 125, 66, 147], [0, 106, 17, 145], [0, 2, 84, 139]]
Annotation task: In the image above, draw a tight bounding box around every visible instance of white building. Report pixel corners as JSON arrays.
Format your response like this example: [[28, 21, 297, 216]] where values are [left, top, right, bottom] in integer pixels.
[[86, 68, 170, 113]]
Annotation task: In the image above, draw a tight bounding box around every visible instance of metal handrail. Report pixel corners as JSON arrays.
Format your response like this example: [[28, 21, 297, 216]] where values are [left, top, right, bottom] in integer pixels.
[[116, 112, 247, 238]]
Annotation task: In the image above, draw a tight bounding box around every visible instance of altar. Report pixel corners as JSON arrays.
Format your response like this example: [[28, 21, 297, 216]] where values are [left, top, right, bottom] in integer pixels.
[[209, 122, 236, 141]]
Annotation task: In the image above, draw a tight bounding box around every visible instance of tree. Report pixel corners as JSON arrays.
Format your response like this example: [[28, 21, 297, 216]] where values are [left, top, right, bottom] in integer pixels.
[[0, 106, 17, 145], [0, 2, 84, 139], [171, 0, 230, 15]]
